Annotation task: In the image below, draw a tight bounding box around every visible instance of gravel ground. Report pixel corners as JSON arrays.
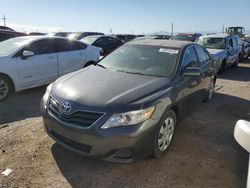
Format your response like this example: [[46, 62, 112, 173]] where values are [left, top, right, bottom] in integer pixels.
[[0, 60, 250, 188]]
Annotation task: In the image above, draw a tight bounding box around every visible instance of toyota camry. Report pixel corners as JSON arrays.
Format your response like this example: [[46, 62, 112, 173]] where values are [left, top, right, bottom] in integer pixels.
[[41, 39, 216, 163]]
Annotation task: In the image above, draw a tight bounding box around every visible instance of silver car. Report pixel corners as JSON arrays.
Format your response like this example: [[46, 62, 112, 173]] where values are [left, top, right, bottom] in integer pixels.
[[197, 34, 241, 73]]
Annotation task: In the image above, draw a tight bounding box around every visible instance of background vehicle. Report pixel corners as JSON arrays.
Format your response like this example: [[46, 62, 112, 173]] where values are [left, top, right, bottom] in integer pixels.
[[240, 40, 250, 60], [48, 32, 73, 37], [115, 34, 137, 42], [197, 34, 241, 73], [41, 40, 216, 163], [174, 33, 202, 42], [0, 36, 101, 101], [28, 32, 46, 36], [67, 32, 104, 40], [81, 35, 124, 56], [234, 120, 250, 188], [0, 30, 27, 42], [227, 26, 250, 60], [0, 26, 15, 31], [227, 26, 250, 42]]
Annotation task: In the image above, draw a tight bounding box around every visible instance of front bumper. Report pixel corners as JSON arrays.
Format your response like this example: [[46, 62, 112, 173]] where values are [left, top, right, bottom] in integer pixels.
[[41, 100, 159, 163]]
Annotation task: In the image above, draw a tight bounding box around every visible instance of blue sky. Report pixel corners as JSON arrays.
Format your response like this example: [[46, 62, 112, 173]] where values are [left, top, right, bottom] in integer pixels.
[[1, 0, 250, 34]]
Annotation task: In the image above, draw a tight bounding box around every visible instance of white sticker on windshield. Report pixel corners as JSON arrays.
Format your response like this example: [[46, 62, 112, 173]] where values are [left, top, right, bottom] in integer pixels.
[[159, 48, 179, 54]]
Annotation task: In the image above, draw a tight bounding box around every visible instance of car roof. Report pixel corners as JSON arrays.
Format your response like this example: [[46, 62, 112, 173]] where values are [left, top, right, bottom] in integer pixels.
[[201, 33, 231, 38], [7, 35, 75, 41], [128, 39, 193, 49]]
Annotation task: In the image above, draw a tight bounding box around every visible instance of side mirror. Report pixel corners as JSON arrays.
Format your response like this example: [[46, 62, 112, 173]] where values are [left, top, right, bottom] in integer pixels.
[[182, 67, 201, 77], [234, 120, 250, 153], [22, 51, 34, 59]]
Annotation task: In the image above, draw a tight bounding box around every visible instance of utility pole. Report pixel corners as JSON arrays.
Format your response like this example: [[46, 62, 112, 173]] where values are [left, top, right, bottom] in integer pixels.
[[3, 15, 6, 26], [171, 22, 174, 39]]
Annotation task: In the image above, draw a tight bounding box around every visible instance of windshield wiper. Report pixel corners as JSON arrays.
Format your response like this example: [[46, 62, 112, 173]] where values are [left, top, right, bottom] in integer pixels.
[[95, 64, 106, 69], [116, 70, 149, 76]]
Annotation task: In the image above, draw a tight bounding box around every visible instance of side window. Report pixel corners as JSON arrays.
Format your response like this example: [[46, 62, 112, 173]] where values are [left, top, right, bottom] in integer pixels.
[[228, 38, 233, 47], [55, 39, 87, 52], [94, 38, 104, 46], [194, 45, 210, 66], [24, 39, 55, 55], [182, 47, 199, 69], [72, 41, 87, 50]]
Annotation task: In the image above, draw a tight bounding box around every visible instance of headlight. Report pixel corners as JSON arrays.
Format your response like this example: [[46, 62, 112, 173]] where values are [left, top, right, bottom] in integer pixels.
[[101, 107, 155, 129], [43, 83, 53, 104]]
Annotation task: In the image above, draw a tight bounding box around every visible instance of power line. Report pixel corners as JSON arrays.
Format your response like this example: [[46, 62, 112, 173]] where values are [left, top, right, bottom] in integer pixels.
[[3, 15, 6, 26]]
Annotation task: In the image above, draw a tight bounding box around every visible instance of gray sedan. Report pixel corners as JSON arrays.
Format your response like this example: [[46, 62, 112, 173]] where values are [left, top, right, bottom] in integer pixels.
[[41, 39, 216, 163]]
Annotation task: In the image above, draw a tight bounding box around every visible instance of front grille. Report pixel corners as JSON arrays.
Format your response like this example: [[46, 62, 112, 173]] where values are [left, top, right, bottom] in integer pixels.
[[48, 97, 104, 128], [51, 130, 92, 153]]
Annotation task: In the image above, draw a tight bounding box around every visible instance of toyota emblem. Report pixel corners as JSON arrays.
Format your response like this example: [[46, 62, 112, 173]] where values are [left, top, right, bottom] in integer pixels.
[[61, 102, 71, 114]]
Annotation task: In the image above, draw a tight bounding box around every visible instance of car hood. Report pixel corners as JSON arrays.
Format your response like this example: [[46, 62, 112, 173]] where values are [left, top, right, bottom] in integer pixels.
[[207, 49, 226, 60], [51, 66, 171, 109]]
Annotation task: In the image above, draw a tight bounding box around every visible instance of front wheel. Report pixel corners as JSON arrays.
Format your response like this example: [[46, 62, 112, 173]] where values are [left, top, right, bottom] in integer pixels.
[[204, 78, 215, 103], [0, 76, 11, 102], [232, 56, 239, 68], [153, 110, 177, 159]]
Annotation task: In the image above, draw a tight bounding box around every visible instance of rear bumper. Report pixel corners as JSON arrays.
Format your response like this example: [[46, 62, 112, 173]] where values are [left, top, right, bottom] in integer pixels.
[[41, 102, 159, 163]]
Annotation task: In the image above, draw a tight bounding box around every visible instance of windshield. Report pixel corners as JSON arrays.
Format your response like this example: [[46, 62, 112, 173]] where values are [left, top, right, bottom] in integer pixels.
[[0, 37, 32, 55], [197, 37, 225, 49], [81, 37, 98, 44], [174, 35, 193, 41], [67, 33, 81, 40], [99, 44, 179, 77]]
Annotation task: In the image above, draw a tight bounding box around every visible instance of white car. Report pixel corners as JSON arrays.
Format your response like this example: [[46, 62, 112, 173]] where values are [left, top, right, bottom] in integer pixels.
[[234, 120, 250, 188], [0, 36, 101, 101]]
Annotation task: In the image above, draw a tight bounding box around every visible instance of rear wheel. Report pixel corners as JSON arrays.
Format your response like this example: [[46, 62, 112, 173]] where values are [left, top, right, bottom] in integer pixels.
[[0, 76, 11, 102], [153, 110, 177, 159]]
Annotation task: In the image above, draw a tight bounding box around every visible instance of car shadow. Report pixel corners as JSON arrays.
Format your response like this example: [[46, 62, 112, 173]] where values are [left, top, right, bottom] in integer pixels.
[[51, 92, 249, 188], [0, 86, 46, 125], [218, 60, 250, 82]]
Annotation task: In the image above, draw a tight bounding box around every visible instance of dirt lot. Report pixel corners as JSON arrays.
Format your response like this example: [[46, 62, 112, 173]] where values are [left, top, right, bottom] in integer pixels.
[[0, 60, 250, 188]]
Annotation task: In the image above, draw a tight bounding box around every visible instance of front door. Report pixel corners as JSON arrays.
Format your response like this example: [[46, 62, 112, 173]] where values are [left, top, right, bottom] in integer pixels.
[[16, 39, 58, 89]]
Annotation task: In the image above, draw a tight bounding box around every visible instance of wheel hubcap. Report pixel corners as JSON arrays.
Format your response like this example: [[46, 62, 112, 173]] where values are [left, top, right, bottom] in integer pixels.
[[158, 117, 175, 151], [0, 79, 8, 100]]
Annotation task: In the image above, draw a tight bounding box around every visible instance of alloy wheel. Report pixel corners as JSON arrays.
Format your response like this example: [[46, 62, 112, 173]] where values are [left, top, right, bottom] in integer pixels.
[[158, 117, 175, 151]]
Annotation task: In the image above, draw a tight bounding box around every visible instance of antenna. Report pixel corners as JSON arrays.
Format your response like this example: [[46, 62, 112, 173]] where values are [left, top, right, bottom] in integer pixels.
[[171, 22, 174, 39], [3, 15, 7, 26]]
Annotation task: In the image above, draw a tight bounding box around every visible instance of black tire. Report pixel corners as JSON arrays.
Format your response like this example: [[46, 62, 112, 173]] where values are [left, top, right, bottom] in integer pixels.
[[152, 110, 177, 159], [218, 61, 226, 74], [203, 78, 215, 103], [232, 56, 239, 68], [0, 76, 11, 102]]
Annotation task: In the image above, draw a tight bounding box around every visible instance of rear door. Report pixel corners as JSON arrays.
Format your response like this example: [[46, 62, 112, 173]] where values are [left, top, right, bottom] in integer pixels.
[[55, 39, 87, 76], [16, 39, 58, 88]]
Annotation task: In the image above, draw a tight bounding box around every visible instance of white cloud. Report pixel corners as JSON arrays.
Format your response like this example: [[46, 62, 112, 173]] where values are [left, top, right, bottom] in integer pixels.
[[7, 22, 63, 33]]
